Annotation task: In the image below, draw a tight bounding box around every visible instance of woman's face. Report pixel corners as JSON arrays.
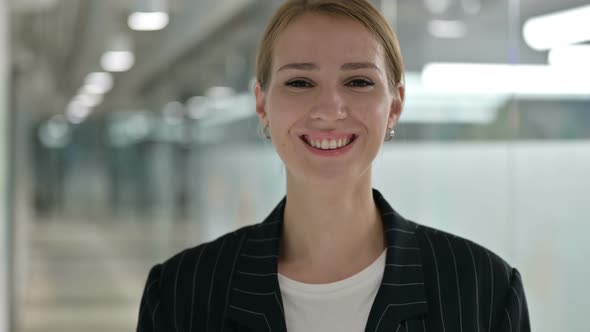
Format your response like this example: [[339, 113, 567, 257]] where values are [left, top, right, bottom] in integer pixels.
[[255, 13, 404, 184]]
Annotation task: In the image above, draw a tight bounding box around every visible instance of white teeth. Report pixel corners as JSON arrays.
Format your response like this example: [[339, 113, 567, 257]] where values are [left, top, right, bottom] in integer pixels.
[[306, 136, 354, 150]]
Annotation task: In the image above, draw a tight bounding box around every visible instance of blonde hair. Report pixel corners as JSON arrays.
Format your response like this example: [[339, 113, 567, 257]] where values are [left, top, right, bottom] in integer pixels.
[[256, 0, 404, 91]]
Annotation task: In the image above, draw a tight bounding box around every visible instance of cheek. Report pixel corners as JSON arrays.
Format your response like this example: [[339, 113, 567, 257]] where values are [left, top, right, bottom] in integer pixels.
[[351, 98, 390, 124], [266, 96, 301, 141], [267, 95, 305, 124]]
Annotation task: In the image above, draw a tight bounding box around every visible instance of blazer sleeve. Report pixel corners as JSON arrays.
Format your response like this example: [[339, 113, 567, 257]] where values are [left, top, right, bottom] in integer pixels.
[[493, 268, 531, 332], [136, 264, 164, 332]]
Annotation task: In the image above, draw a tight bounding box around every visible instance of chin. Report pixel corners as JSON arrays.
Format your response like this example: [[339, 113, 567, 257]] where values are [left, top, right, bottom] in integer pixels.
[[288, 163, 371, 187]]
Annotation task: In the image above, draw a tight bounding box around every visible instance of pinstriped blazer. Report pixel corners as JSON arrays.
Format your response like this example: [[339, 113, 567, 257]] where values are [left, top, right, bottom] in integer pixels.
[[137, 189, 530, 332]]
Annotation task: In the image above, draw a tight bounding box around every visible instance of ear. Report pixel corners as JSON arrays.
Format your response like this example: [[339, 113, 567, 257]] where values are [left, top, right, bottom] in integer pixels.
[[254, 82, 268, 126], [388, 82, 405, 129]]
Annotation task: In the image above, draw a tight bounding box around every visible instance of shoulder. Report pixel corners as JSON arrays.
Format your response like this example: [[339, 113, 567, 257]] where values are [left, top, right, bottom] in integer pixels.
[[414, 223, 513, 284], [412, 222, 522, 330], [155, 224, 253, 292], [137, 224, 255, 330]]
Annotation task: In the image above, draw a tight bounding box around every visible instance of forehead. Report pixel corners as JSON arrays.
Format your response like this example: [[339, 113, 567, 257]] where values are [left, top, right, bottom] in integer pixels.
[[272, 13, 385, 68]]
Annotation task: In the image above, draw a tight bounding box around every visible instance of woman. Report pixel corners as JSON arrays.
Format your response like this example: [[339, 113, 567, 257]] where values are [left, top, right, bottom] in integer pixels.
[[137, 1, 530, 331]]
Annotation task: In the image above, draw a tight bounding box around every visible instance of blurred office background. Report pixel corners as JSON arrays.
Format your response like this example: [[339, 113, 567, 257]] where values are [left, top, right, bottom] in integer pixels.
[[1, 0, 590, 331]]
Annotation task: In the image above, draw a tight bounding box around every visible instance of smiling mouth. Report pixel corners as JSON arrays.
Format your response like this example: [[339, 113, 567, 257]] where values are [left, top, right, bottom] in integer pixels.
[[300, 135, 357, 150]]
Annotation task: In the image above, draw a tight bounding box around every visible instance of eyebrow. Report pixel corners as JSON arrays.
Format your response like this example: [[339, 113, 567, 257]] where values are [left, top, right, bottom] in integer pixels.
[[341, 62, 380, 71], [277, 62, 380, 72]]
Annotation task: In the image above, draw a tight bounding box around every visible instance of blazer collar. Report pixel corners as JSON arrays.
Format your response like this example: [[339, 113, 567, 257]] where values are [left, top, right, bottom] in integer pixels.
[[227, 189, 428, 332]]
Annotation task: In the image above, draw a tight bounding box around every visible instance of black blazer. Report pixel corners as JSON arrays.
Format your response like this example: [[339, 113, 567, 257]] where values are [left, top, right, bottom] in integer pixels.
[[137, 189, 530, 332]]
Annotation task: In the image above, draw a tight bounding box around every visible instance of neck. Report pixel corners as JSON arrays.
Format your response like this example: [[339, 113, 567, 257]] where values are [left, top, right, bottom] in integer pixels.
[[279, 171, 385, 270]]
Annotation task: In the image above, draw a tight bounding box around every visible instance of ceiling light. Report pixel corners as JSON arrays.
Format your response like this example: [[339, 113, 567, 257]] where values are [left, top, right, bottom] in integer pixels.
[[128, 12, 169, 31], [66, 101, 92, 124], [84, 72, 114, 94], [399, 73, 503, 124], [422, 62, 590, 97], [74, 93, 103, 108], [101, 50, 135, 72], [523, 4, 590, 51], [428, 20, 467, 39], [548, 44, 590, 69]]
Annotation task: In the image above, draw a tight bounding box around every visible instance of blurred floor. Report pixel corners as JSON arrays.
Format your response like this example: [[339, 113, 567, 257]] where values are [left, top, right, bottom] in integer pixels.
[[19, 219, 204, 332]]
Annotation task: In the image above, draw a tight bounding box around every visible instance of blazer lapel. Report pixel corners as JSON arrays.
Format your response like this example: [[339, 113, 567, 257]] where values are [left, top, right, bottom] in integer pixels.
[[226, 190, 428, 332], [226, 199, 287, 332], [364, 189, 428, 332]]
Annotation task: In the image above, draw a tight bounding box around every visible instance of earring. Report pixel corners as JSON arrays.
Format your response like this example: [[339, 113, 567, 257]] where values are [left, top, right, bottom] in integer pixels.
[[385, 127, 395, 141], [263, 124, 271, 139]]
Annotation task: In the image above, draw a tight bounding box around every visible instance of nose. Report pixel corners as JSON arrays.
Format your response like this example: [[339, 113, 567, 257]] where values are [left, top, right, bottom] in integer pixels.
[[309, 85, 348, 122]]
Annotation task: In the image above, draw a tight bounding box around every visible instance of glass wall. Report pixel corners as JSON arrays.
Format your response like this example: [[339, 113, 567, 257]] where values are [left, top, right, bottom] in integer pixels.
[[8, 0, 590, 331]]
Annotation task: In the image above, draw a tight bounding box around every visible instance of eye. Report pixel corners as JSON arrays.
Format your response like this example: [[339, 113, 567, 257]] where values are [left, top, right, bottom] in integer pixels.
[[347, 79, 375, 88], [286, 79, 313, 88]]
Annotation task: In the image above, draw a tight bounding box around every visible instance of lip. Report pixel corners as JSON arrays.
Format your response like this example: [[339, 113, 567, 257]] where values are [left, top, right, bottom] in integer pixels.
[[300, 132, 356, 141], [299, 134, 358, 157]]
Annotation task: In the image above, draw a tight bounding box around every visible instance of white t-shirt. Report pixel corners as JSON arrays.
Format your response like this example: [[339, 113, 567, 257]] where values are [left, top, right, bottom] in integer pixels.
[[277, 250, 386, 332]]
